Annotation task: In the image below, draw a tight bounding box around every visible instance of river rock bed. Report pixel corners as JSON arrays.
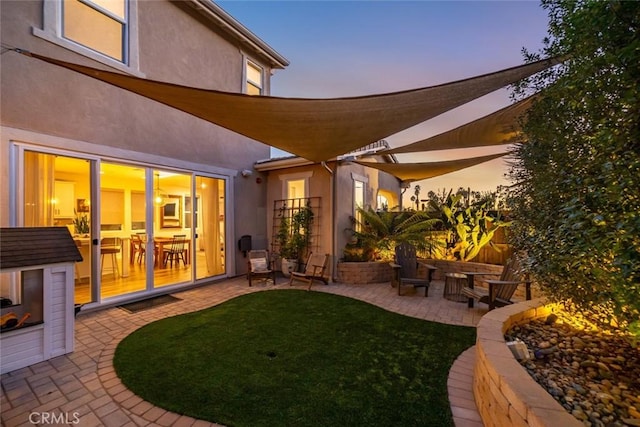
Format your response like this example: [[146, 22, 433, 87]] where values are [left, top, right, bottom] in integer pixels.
[[506, 312, 640, 427]]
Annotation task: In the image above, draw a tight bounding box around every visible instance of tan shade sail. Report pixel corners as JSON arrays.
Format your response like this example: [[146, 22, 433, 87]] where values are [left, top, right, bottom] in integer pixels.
[[354, 152, 507, 182], [382, 96, 536, 154], [20, 50, 560, 162]]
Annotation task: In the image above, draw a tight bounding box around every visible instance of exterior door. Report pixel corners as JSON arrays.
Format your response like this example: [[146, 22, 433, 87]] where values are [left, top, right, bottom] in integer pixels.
[[22, 151, 94, 304], [195, 175, 226, 279]]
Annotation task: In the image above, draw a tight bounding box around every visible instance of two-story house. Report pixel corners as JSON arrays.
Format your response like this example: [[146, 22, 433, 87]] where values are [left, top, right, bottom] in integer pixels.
[[0, 0, 288, 309]]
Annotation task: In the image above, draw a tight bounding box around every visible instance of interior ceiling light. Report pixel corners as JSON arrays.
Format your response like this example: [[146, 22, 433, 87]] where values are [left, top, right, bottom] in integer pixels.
[[153, 173, 165, 207]]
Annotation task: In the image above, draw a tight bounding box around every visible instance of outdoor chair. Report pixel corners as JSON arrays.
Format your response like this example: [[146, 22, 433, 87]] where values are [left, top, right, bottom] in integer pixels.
[[162, 234, 187, 268], [389, 242, 437, 296], [460, 256, 532, 310], [289, 252, 329, 290], [247, 249, 276, 286]]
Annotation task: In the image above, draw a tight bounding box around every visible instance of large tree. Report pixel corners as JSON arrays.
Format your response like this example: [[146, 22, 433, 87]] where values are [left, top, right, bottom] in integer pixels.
[[508, 0, 639, 332]]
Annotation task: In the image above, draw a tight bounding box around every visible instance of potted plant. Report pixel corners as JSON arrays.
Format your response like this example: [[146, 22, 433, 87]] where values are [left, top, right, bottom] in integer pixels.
[[276, 204, 314, 276], [73, 212, 90, 236]]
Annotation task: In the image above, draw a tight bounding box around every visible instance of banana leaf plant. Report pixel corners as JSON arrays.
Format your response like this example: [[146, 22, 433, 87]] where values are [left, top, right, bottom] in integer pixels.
[[434, 193, 511, 262]]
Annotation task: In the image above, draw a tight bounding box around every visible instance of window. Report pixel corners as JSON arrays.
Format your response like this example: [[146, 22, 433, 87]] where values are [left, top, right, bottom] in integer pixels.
[[352, 173, 367, 232], [34, 0, 141, 74], [246, 60, 263, 95], [377, 193, 389, 211], [279, 172, 312, 200], [63, 0, 127, 62], [287, 179, 305, 200]]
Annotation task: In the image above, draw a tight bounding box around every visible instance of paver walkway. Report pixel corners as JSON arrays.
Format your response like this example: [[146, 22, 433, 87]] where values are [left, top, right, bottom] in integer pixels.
[[1, 276, 488, 427]]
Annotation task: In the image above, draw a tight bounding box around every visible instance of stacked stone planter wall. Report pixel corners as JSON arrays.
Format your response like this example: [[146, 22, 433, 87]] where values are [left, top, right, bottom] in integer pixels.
[[336, 261, 392, 284], [473, 299, 582, 427]]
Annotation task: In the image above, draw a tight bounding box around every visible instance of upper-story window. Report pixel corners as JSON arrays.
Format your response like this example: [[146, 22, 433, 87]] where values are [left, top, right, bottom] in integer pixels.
[[245, 60, 263, 95], [63, 0, 127, 62], [33, 0, 141, 75]]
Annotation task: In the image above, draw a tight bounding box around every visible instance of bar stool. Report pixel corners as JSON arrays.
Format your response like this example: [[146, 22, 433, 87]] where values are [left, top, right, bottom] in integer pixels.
[[101, 237, 122, 277]]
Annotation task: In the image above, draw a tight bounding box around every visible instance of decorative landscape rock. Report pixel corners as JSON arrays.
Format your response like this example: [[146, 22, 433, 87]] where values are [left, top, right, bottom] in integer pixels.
[[507, 312, 640, 427]]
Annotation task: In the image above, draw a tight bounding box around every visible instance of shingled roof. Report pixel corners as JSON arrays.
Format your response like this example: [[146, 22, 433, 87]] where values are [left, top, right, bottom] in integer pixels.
[[0, 227, 83, 270]]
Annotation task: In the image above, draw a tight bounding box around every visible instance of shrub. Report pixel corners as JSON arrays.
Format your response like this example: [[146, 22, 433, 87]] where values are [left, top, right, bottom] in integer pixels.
[[508, 0, 640, 333]]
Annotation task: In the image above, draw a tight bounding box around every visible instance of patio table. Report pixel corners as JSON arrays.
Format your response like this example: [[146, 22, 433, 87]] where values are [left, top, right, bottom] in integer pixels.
[[443, 272, 468, 302]]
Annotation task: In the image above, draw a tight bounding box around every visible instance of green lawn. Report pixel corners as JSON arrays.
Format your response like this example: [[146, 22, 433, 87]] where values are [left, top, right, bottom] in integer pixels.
[[114, 290, 475, 427]]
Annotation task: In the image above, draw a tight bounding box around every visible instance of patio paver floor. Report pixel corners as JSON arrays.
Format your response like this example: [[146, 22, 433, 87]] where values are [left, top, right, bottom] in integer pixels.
[[1, 276, 488, 427]]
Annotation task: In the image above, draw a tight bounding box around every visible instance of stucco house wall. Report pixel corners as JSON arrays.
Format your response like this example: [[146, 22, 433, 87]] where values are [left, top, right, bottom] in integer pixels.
[[262, 162, 333, 267], [333, 162, 402, 263], [258, 156, 402, 280], [0, 0, 284, 276]]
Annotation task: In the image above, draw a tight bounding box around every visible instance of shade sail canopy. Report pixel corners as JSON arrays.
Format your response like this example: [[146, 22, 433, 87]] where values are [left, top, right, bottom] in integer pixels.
[[20, 50, 560, 163], [382, 95, 536, 154], [354, 152, 507, 182]]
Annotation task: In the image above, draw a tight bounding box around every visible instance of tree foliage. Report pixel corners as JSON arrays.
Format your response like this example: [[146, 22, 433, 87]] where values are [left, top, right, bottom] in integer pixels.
[[508, 0, 640, 330]]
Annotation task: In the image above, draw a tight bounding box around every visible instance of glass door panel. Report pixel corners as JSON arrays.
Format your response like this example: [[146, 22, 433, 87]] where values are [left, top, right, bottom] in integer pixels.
[[153, 170, 191, 287], [195, 176, 226, 280], [99, 162, 146, 299], [23, 151, 93, 304]]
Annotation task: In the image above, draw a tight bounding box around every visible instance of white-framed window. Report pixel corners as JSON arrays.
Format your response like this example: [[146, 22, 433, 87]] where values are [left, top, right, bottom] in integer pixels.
[[279, 171, 312, 200], [352, 173, 368, 232], [245, 59, 263, 95], [33, 0, 142, 75]]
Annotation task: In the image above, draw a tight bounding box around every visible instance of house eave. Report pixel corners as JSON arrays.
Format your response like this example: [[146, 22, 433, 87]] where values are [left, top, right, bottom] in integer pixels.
[[187, 0, 290, 69], [254, 156, 315, 172]]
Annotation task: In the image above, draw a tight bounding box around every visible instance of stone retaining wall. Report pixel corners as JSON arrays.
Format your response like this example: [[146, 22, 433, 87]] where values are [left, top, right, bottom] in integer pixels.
[[474, 299, 582, 427], [336, 261, 392, 284]]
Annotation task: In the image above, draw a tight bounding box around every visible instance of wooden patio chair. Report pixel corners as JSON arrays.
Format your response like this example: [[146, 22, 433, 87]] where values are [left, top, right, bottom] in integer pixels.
[[389, 242, 437, 296], [289, 252, 329, 290], [460, 256, 532, 310], [247, 249, 276, 286]]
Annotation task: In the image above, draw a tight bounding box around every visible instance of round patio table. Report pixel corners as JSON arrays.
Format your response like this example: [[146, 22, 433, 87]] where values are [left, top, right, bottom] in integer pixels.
[[444, 272, 469, 302]]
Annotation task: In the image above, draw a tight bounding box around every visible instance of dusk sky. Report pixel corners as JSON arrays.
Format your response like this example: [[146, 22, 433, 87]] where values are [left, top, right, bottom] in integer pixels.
[[218, 1, 551, 196]]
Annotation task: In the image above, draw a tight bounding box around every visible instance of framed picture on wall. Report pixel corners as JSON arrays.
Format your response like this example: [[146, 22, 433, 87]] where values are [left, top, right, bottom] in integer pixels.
[[160, 195, 181, 228], [76, 198, 90, 213]]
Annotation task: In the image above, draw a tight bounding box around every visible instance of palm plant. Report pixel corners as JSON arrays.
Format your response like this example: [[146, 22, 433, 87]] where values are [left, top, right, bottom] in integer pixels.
[[345, 206, 441, 261]]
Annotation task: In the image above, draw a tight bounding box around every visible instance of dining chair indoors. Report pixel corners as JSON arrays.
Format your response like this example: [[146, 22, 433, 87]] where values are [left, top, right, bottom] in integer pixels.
[[163, 235, 187, 268]]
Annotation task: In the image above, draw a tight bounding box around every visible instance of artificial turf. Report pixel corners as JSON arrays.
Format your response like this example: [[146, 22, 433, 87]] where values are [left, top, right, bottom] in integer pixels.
[[114, 290, 475, 427]]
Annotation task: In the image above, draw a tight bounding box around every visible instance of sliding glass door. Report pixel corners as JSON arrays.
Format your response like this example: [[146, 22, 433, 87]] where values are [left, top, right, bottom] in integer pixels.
[[195, 175, 226, 280], [23, 151, 94, 304], [99, 162, 147, 299], [19, 147, 228, 305], [152, 169, 192, 288]]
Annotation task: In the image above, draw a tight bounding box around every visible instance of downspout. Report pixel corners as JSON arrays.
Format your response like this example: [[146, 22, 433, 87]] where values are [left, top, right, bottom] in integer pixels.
[[321, 161, 337, 282]]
